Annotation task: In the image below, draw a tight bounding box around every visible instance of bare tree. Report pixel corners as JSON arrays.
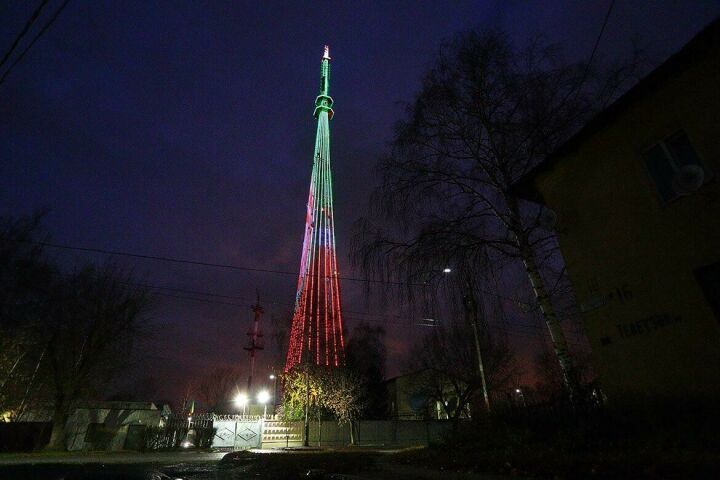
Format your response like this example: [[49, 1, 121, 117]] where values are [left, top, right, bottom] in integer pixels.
[[0, 213, 54, 331], [323, 368, 366, 445], [408, 316, 516, 420], [43, 266, 152, 450], [354, 30, 638, 400], [1, 214, 55, 419], [1, 217, 154, 447], [197, 366, 245, 413], [345, 323, 387, 417]]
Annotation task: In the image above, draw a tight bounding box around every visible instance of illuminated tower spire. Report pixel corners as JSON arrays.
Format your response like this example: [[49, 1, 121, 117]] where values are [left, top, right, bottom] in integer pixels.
[[285, 46, 345, 370]]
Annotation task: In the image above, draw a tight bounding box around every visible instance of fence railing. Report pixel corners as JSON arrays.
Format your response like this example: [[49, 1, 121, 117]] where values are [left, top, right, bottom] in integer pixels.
[[209, 414, 279, 421]]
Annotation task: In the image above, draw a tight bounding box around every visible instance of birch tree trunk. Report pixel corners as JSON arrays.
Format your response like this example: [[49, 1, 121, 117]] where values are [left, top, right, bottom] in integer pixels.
[[504, 193, 578, 401], [46, 398, 68, 450], [519, 234, 577, 401]]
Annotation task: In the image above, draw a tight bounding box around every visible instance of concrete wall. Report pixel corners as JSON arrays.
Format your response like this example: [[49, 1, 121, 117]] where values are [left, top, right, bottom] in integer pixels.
[[303, 420, 451, 447]]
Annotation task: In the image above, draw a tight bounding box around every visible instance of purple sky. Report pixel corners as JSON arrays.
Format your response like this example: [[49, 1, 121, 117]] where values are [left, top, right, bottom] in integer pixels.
[[1, 1, 718, 403]]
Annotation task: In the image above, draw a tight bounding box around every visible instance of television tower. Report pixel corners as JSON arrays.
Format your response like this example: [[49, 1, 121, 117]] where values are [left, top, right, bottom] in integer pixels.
[[285, 46, 346, 371]]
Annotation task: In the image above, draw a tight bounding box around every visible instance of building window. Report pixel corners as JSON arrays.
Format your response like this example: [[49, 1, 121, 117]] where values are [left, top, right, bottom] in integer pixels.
[[643, 131, 707, 203], [695, 261, 720, 324]]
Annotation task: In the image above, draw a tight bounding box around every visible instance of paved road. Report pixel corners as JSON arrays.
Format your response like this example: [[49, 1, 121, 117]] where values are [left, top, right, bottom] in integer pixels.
[[0, 450, 513, 479], [0, 452, 225, 480], [0, 450, 225, 465]]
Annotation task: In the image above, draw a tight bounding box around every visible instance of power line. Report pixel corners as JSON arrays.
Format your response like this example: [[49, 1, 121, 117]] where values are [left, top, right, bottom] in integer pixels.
[[149, 288, 586, 347], [145, 282, 578, 333], [34, 240, 528, 304], [0, 0, 72, 87], [590, 0, 616, 67], [60, 267, 525, 323], [148, 288, 400, 321], [0, 0, 50, 71], [122, 278, 405, 320], [40, 240, 585, 338], [40, 240, 298, 276], [577, 0, 616, 89]]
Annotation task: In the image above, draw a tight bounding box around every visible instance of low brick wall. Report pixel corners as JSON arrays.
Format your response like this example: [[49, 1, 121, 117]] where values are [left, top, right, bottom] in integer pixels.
[[0, 422, 52, 452], [295, 419, 452, 447]]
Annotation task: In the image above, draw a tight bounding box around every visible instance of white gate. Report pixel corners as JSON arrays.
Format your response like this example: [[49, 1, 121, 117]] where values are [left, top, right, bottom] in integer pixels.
[[212, 417, 263, 449]]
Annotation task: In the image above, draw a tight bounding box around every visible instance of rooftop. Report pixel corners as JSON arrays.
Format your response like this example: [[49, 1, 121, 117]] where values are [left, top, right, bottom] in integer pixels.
[[513, 17, 720, 202]]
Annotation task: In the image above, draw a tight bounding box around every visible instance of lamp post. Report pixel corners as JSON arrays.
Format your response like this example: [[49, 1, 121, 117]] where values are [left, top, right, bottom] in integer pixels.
[[443, 266, 491, 413], [303, 368, 310, 447], [269, 373, 278, 409], [257, 390, 271, 417], [234, 392, 249, 416]]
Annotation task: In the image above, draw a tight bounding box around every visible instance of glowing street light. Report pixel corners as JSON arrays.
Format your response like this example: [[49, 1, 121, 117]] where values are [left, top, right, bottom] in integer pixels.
[[234, 392, 249, 415], [442, 267, 452, 273], [269, 374, 279, 408], [257, 390, 271, 417]]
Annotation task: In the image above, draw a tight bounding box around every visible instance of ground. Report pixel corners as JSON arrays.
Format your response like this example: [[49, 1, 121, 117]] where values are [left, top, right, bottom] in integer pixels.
[[3, 444, 719, 479], [0, 449, 511, 480]]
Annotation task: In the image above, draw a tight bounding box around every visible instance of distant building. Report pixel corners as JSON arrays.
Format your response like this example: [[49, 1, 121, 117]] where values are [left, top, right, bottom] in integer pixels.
[[513, 19, 720, 404], [386, 371, 431, 420], [386, 370, 468, 420]]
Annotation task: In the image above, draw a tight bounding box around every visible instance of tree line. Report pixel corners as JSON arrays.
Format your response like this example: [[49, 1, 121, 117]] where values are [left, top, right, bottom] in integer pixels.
[[0, 214, 152, 449], [352, 29, 638, 412]]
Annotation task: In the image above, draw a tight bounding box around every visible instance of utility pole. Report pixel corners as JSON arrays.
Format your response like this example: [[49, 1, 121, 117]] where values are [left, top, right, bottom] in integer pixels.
[[303, 367, 310, 447], [245, 291, 264, 392], [461, 270, 491, 413]]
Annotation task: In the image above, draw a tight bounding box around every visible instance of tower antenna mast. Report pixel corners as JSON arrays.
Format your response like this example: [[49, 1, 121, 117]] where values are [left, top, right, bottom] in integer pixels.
[[285, 45, 346, 371], [245, 290, 264, 390]]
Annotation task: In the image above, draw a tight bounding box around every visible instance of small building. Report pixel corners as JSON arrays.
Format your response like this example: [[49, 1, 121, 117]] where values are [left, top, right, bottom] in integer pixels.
[[386, 371, 431, 419], [65, 401, 164, 451], [386, 370, 467, 420], [513, 19, 720, 404], [3, 401, 168, 451]]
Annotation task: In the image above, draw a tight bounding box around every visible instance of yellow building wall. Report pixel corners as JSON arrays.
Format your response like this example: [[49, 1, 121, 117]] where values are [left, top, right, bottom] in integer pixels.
[[534, 44, 720, 403]]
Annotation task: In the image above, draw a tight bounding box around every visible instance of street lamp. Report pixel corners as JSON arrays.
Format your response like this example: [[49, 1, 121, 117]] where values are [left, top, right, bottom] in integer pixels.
[[257, 390, 271, 417], [269, 373, 279, 409], [441, 265, 491, 413], [234, 392, 249, 415]]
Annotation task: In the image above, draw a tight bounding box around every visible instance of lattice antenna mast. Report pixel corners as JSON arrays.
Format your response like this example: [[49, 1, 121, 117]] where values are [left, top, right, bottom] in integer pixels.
[[245, 291, 264, 390], [285, 46, 345, 371]]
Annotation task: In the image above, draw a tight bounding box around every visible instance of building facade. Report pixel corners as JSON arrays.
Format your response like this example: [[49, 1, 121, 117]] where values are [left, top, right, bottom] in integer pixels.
[[515, 20, 720, 404]]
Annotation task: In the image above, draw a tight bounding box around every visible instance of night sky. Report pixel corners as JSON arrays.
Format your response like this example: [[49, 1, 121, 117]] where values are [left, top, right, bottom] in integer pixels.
[[2, 1, 718, 403]]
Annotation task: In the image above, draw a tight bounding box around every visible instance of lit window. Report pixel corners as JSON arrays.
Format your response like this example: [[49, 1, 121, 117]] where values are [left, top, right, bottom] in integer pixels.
[[643, 131, 707, 203]]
